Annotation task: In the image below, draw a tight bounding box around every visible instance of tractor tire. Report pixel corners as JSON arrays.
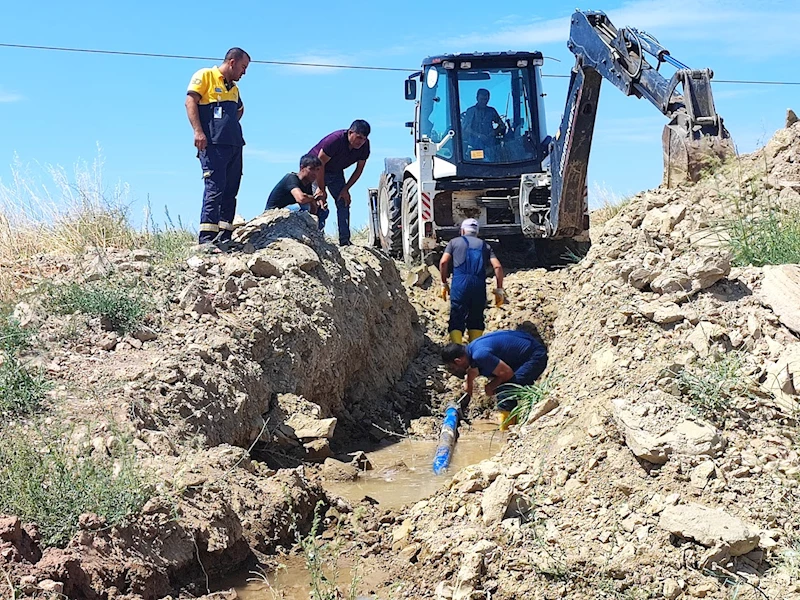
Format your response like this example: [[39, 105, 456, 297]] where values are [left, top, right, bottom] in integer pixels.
[[401, 177, 421, 266], [377, 172, 403, 257]]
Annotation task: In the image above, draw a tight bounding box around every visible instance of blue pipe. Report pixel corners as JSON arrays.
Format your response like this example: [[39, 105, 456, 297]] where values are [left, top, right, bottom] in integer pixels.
[[432, 405, 460, 475]]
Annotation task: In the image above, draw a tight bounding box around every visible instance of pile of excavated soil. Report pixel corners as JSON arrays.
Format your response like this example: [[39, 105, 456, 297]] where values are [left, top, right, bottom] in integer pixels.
[[354, 124, 800, 599], [1, 211, 427, 598]]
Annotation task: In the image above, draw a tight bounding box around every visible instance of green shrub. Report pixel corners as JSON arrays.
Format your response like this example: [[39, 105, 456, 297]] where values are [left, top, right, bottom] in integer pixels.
[[0, 356, 48, 416], [0, 425, 150, 547], [45, 282, 147, 334], [720, 162, 800, 267], [676, 352, 756, 424], [0, 315, 33, 355], [502, 372, 558, 426]]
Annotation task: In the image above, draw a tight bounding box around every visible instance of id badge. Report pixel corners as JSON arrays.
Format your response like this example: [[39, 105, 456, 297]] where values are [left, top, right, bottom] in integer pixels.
[[213, 106, 223, 119]]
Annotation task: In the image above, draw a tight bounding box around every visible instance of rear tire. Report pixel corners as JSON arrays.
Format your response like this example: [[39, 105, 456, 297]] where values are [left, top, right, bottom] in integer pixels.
[[401, 178, 421, 266], [378, 172, 403, 257]]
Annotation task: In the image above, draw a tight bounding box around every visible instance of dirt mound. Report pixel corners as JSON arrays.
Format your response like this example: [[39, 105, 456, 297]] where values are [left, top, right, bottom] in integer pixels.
[[1, 210, 426, 597], [358, 123, 800, 599]]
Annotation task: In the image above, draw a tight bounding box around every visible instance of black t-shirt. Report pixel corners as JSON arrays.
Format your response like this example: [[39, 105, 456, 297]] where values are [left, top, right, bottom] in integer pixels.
[[266, 173, 312, 209]]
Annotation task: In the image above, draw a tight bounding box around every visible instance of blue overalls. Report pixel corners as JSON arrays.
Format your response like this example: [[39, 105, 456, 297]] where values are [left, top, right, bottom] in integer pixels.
[[449, 236, 487, 334]]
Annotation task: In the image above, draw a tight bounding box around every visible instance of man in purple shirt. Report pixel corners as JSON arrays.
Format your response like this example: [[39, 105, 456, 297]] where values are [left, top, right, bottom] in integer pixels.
[[307, 119, 371, 246]]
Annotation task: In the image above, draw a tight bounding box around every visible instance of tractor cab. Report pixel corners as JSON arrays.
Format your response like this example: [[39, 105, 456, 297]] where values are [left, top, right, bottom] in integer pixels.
[[406, 52, 549, 180]]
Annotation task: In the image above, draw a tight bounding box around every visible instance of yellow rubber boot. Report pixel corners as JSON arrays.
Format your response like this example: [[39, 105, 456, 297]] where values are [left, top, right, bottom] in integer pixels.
[[467, 329, 484, 342], [449, 330, 463, 344], [497, 410, 516, 431]]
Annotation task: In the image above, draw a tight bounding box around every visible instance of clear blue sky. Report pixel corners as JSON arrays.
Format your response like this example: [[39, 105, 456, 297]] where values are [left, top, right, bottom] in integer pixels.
[[1, 0, 798, 234]]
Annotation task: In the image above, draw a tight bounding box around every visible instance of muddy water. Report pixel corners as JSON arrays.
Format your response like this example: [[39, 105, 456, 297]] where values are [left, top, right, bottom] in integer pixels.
[[326, 420, 501, 509], [230, 421, 501, 598]]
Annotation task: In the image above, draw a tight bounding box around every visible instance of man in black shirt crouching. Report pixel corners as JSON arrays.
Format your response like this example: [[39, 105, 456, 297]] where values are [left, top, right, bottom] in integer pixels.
[[265, 154, 325, 215]]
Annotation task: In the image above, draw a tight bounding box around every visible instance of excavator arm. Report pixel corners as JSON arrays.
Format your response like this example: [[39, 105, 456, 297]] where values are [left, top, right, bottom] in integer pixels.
[[549, 9, 734, 237]]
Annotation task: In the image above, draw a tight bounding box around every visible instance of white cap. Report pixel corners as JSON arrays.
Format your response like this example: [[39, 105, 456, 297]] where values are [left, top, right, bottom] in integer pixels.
[[461, 218, 479, 235]]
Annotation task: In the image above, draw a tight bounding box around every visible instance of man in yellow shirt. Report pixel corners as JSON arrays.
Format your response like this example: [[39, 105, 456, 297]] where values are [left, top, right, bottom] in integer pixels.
[[185, 48, 250, 245]]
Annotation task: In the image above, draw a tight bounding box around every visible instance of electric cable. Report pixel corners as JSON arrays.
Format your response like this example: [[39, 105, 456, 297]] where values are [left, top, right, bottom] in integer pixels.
[[1, 42, 799, 85]]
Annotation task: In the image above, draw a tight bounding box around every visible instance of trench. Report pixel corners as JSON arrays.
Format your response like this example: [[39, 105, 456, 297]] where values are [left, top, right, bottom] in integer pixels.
[[208, 249, 566, 600]]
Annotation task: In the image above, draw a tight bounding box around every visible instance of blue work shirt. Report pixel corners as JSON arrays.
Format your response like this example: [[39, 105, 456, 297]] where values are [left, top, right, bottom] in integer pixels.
[[466, 330, 547, 377]]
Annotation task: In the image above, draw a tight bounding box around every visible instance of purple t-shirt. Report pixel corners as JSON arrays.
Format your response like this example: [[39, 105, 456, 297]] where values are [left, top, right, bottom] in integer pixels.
[[308, 129, 370, 173]]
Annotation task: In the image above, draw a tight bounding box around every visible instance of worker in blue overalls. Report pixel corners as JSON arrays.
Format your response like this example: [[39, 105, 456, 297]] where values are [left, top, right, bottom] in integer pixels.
[[185, 48, 250, 246], [439, 218, 505, 344]]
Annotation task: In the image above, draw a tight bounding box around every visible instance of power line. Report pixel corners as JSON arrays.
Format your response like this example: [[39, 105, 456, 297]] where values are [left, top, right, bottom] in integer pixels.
[[0, 43, 413, 72], [2, 42, 800, 85]]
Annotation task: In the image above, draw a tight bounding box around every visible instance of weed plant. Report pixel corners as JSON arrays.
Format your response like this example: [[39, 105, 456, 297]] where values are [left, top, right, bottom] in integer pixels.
[[503, 372, 558, 426], [141, 201, 195, 264], [676, 352, 756, 424], [0, 314, 46, 416], [0, 314, 33, 355], [0, 357, 49, 416], [44, 281, 147, 334], [0, 424, 150, 548], [299, 501, 361, 600], [719, 157, 800, 266]]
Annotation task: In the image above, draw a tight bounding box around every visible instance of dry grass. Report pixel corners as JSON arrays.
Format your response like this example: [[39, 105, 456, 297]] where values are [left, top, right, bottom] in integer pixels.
[[0, 152, 194, 302], [590, 182, 632, 227]]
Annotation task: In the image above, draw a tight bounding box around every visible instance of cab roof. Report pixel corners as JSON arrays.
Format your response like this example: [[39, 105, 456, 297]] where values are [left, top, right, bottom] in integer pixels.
[[421, 51, 544, 67]]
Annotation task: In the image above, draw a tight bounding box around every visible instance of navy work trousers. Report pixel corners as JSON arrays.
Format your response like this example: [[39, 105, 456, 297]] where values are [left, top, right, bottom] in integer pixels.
[[448, 275, 487, 333], [495, 349, 549, 411], [307, 171, 350, 245], [198, 145, 243, 243]]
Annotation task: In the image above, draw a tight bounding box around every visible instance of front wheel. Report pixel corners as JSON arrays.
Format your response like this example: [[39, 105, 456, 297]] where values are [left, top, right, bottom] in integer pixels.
[[401, 178, 421, 266]]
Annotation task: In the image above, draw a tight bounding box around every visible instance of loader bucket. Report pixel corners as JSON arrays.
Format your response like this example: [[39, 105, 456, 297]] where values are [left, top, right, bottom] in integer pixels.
[[662, 116, 736, 187]]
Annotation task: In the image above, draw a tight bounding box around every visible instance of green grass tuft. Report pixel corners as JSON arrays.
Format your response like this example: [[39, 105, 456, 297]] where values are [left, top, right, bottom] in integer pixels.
[[502, 372, 558, 426], [676, 352, 756, 424], [0, 356, 49, 416], [0, 425, 150, 548], [0, 315, 34, 355], [44, 281, 147, 334]]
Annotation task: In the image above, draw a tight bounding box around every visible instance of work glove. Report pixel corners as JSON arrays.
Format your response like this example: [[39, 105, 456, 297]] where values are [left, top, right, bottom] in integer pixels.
[[493, 288, 507, 307], [440, 282, 450, 300]]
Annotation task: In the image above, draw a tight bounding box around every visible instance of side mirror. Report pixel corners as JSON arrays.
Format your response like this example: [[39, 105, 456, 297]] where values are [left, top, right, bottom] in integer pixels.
[[405, 122, 414, 128], [404, 79, 417, 100]]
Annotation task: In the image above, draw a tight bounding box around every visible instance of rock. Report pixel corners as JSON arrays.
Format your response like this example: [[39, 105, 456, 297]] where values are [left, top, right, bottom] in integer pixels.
[[131, 327, 157, 342], [406, 266, 430, 288], [322, 458, 359, 482], [787, 108, 799, 128], [222, 257, 249, 277], [651, 272, 691, 295], [686, 321, 726, 357], [592, 347, 616, 376], [653, 302, 685, 324], [178, 281, 216, 316], [663, 578, 682, 600], [687, 253, 730, 290], [690, 461, 716, 489], [269, 239, 321, 273], [288, 416, 337, 439], [399, 542, 421, 562], [303, 438, 333, 461], [526, 395, 559, 423], [759, 264, 800, 335], [97, 333, 118, 351], [481, 475, 514, 526], [186, 255, 207, 272], [612, 397, 724, 464], [659, 503, 759, 556], [247, 255, 281, 278], [38, 580, 65, 594], [762, 344, 800, 411], [392, 518, 413, 544]]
